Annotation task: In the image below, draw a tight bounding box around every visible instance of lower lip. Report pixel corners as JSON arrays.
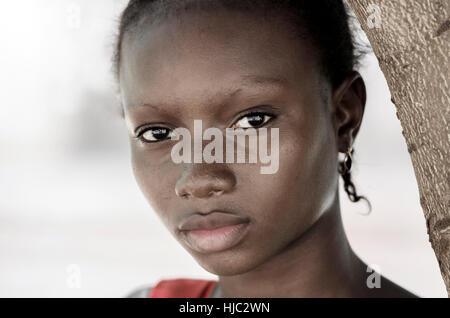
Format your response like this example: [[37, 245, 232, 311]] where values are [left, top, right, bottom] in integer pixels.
[[181, 223, 250, 253]]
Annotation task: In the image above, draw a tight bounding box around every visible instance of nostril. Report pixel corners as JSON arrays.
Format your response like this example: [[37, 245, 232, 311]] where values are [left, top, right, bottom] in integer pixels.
[[208, 189, 224, 197], [181, 193, 190, 199], [175, 187, 190, 199]]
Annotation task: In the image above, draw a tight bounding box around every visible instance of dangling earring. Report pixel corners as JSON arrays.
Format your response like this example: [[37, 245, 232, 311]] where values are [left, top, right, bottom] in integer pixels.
[[342, 146, 353, 174]]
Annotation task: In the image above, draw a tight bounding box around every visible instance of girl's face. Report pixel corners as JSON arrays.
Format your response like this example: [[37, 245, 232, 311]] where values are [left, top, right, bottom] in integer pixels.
[[120, 9, 346, 275]]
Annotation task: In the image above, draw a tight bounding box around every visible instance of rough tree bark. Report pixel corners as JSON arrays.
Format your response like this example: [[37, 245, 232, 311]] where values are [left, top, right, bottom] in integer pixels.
[[346, 0, 450, 296]]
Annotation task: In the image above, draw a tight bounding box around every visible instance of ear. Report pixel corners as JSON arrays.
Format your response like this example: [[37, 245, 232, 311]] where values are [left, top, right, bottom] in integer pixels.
[[331, 71, 366, 153]]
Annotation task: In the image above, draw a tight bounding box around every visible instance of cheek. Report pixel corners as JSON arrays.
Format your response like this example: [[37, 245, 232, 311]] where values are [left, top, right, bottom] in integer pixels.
[[130, 142, 179, 224], [241, 115, 336, 233], [276, 115, 337, 222], [249, 135, 314, 226]]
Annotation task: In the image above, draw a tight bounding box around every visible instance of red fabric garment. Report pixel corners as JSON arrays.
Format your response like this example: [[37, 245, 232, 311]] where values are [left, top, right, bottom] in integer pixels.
[[149, 278, 218, 298]]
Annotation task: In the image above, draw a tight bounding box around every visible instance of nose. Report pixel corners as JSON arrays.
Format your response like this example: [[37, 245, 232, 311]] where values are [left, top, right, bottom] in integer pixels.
[[175, 164, 236, 199]]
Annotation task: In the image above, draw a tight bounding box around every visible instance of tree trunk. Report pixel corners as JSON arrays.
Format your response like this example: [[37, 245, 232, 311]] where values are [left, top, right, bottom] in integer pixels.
[[346, 0, 450, 296]]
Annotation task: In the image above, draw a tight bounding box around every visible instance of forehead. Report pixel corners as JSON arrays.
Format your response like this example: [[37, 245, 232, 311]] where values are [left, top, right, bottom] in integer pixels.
[[119, 8, 319, 111]]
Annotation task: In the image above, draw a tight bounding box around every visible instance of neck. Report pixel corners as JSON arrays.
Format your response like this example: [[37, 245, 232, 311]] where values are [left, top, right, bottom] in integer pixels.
[[217, 194, 366, 297]]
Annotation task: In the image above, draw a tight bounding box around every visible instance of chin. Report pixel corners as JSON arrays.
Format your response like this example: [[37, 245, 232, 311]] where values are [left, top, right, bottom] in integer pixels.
[[191, 248, 269, 276]]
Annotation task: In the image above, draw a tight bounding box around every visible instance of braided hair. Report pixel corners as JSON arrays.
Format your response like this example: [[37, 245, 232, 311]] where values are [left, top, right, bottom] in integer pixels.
[[338, 148, 372, 213]]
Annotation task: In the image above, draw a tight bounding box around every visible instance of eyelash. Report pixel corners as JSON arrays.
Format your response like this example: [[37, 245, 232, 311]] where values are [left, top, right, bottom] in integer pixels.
[[135, 111, 276, 144], [135, 126, 173, 143], [232, 111, 275, 129]]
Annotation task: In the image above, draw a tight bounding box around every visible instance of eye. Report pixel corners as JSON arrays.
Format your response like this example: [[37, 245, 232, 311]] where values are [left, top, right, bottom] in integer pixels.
[[232, 112, 274, 129], [137, 127, 173, 143]]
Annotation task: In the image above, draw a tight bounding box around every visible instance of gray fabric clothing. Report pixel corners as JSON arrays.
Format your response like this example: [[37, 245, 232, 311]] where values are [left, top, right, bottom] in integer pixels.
[[126, 285, 153, 298]]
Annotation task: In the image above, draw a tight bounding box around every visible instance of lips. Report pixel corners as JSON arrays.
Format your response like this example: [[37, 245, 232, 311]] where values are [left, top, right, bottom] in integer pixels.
[[178, 211, 251, 253], [178, 211, 250, 231]]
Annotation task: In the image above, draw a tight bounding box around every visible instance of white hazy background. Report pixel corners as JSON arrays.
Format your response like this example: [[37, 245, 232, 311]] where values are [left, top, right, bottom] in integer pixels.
[[0, 0, 446, 297]]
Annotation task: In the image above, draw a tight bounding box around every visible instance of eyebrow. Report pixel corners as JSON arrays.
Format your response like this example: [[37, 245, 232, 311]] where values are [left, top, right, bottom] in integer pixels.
[[136, 74, 288, 111], [240, 74, 287, 87]]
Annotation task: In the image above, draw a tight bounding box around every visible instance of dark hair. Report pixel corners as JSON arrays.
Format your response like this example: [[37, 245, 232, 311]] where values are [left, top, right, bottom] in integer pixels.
[[338, 148, 372, 214], [113, 0, 367, 87], [112, 0, 371, 211]]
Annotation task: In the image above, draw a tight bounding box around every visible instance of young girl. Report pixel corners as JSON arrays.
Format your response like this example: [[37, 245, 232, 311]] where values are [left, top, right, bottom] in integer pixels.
[[114, 0, 417, 298]]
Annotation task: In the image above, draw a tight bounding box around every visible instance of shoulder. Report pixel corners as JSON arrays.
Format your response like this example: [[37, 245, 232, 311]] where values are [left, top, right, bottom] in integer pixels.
[[357, 257, 419, 298], [125, 285, 153, 298], [368, 275, 419, 298]]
